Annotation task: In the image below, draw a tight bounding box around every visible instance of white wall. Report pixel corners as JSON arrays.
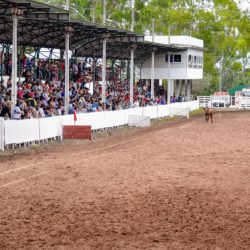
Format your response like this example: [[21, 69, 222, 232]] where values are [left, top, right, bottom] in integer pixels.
[[144, 36, 204, 48], [141, 52, 188, 79], [140, 49, 203, 80]]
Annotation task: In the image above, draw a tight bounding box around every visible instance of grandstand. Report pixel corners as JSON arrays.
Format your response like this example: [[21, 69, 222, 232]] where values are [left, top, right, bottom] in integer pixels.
[[0, 0, 202, 112], [0, 2, 249, 250]]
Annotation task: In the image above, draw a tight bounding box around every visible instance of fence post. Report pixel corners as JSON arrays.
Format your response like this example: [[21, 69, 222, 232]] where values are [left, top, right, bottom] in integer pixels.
[[0, 118, 4, 151]]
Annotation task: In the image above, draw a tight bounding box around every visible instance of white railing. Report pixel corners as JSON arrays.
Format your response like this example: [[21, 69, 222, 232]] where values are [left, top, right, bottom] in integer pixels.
[[0, 101, 198, 151]]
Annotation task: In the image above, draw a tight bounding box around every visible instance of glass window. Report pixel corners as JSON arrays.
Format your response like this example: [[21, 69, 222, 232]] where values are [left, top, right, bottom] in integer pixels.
[[188, 55, 192, 63], [174, 54, 181, 62], [194, 56, 197, 64], [165, 54, 173, 63]]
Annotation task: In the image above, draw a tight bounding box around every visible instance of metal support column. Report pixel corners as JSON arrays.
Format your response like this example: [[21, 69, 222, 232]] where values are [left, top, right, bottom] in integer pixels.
[[130, 48, 134, 106], [168, 79, 174, 102], [175, 80, 181, 97], [186, 80, 191, 101], [167, 52, 171, 103], [11, 13, 18, 113], [151, 50, 155, 99], [64, 31, 70, 114], [102, 38, 107, 103]]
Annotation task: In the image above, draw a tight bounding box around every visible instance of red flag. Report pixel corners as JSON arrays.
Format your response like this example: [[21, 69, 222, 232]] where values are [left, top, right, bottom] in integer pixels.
[[74, 110, 77, 122]]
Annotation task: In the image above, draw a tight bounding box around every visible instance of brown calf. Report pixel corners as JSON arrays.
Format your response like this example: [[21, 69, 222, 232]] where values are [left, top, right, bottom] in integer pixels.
[[203, 107, 214, 123]]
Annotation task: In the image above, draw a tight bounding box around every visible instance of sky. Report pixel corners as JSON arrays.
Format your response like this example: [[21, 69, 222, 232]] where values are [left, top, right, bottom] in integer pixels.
[[237, 0, 250, 10]]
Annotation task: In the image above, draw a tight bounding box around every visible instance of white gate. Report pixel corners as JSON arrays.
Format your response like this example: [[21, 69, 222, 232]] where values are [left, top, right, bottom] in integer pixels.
[[198, 96, 235, 108], [239, 97, 250, 109], [197, 96, 212, 108], [0, 118, 4, 151]]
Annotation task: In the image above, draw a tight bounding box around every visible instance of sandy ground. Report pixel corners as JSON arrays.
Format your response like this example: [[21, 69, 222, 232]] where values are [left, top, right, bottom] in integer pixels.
[[0, 112, 249, 250]]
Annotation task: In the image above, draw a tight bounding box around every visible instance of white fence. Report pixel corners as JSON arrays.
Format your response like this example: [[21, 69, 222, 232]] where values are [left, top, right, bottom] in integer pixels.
[[0, 118, 4, 151], [0, 101, 198, 151], [238, 97, 250, 109]]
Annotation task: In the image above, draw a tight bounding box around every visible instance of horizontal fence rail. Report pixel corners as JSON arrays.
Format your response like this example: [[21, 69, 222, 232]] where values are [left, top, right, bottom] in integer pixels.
[[0, 101, 199, 151]]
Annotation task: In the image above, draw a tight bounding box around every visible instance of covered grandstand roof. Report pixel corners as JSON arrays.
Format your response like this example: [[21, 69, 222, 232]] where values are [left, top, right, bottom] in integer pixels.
[[0, 0, 189, 62]]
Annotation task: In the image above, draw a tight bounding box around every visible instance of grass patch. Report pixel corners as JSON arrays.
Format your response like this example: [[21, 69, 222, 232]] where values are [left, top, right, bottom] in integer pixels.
[[190, 108, 203, 116]]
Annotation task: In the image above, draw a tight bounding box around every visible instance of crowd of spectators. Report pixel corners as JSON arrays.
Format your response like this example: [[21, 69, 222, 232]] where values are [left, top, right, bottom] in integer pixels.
[[0, 58, 187, 120]]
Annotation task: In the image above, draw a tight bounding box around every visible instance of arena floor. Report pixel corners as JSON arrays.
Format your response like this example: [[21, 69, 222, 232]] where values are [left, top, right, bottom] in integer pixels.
[[0, 112, 249, 249]]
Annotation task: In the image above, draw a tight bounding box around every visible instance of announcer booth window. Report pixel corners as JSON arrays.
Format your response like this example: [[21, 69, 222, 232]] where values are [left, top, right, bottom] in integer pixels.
[[165, 54, 181, 63], [188, 54, 192, 67], [173, 54, 182, 63], [165, 54, 173, 63]]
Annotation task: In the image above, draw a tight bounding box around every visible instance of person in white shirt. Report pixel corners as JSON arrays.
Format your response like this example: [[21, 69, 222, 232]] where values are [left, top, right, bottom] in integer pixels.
[[12, 101, 21, 120], [37, 104, 45, 118]]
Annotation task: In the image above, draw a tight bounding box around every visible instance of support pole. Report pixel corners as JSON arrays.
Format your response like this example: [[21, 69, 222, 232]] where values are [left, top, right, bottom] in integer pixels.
[[131, 0, 135, 32], [64, 31, 70, 114], [168, 79, 174, 103], [11, 13, 18, 113], [66, 0, 70, 10], [167, 52, 171, 103], [151, 18, 155, 100], [103, 0, 106, 25], [130, 48, 134, 106], [185, 79, 188, 100], [186, 80, 191, 101], [167, 26, 171, 103], [219, 58, 222, 92], [0, 45, 4, 85], [151, 50, 155, 99], [92, 4, 96, 23], [175, 80, 181, 97], [102, 38, 107, 103]]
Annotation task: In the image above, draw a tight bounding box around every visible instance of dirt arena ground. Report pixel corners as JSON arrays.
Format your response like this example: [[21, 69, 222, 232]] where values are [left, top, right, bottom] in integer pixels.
[[0, 111, 249, 250]]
